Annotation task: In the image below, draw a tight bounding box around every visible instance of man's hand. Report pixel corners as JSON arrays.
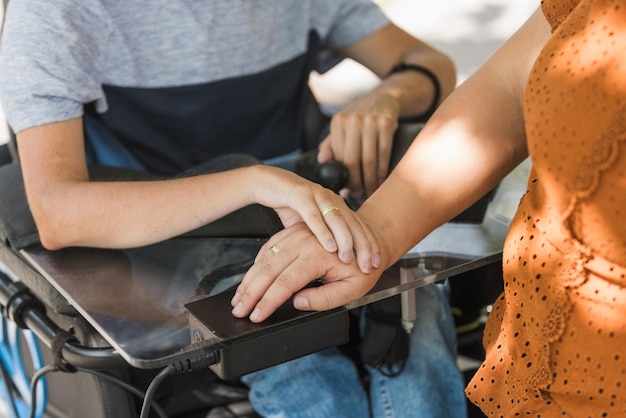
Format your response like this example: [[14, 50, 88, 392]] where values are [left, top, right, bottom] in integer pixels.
[[317, 91, 399, 196], [315, 23, 457, 198], [231, 223, 384, 323], [249, 165, 379, 272]]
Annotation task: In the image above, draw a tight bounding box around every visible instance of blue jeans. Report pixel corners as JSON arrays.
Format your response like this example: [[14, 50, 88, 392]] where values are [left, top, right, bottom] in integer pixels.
[[242, 281, 467, 418]]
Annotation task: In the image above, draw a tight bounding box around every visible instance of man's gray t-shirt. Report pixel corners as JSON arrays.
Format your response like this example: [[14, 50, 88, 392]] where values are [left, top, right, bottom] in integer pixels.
[[0, 0, 389, 173]]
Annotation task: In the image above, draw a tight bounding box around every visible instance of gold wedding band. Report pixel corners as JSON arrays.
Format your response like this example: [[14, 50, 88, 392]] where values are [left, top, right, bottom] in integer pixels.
[[270, 245, 281, 254], [321, 205, 339, 217]]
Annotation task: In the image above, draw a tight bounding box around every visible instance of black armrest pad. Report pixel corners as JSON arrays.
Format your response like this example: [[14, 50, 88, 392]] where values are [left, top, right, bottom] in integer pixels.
[[0, 163, 39, 249], [0, 163, 162, 249]]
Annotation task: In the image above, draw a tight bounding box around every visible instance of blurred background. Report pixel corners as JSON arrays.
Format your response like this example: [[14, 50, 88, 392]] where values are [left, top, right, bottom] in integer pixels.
[[310, 0, 536, 110]]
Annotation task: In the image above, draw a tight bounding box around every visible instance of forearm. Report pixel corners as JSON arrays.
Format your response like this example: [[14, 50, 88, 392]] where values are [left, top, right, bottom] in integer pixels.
[[359, 59, 527, 265], [357, 12, 550, 268], [357, 105, 526, 269], [336, 23, 456, 121], [28, 166, 257, 249]]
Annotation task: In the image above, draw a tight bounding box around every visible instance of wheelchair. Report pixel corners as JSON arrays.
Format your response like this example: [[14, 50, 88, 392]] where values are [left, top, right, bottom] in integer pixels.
[[0, 77, 506, 417]]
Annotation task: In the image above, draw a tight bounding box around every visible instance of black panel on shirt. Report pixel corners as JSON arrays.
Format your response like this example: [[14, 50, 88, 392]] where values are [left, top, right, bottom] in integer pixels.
[[88, 34, 320, 175]]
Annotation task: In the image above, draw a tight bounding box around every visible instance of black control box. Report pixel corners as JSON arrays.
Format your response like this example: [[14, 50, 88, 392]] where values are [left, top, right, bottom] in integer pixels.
[[185, 289, 349, 380]]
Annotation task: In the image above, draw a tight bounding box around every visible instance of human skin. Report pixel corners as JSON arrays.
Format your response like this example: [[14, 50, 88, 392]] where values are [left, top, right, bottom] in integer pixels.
[[17, 122, 378, 271], [318, 23, 456, 195], [231, 8, 552, 323]]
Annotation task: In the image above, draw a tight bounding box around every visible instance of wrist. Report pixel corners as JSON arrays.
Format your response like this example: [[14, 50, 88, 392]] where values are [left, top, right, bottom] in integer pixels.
[[385, 62, 441, 122], [243, 164, 266, 205]]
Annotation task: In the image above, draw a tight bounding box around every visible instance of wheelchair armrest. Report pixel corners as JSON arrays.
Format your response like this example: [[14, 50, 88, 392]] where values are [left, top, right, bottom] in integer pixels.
[[0, 163, 40, 249]]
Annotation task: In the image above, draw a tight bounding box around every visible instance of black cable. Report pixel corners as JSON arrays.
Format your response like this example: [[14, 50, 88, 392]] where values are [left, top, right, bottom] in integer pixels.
[[75, 367, 168, 418], [140, 350, 220, 418], [29, 364, 57, 418], [26, 349, 218, 418], [140, 365, 173, 418], [27, 362, 170, 418]]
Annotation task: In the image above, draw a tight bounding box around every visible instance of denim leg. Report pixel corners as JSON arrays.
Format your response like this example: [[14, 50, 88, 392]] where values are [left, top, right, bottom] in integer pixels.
[[367, 281, 468, 418], [242, 347, 370, 418], [242, 281, 466, 418]]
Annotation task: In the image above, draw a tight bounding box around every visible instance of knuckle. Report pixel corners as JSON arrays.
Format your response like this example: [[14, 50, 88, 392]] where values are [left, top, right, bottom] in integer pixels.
[[378, 115, 396, 130], [345, 113, 362, 126], [361, 153, 376, 167], [343, 156, 359, 170], [258, 260, 277, 278], [292, 183, 316, 202], [378, 138, 392, 154], [332, 112, 347, 124], [319, 289, 333, 310], [256, 252, 271, 266], [275, 271, 296, 291], [363, 114, 378, 129]]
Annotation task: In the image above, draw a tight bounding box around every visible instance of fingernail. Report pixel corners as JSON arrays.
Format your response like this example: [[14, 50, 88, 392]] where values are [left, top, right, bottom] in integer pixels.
[[294, 296, 309, 310], [325, 239, 337, 252], [340, 251, 353, 263], [360, 260, 372, 274], [232, 302, 243, 316], [249, 308, 261, 322], [230, 292, 241, 306], [373, 254, 381, 269]]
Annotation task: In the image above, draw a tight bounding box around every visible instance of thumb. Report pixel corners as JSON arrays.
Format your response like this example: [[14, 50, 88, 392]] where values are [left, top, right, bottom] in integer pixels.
[[293, 278, 366, 312]]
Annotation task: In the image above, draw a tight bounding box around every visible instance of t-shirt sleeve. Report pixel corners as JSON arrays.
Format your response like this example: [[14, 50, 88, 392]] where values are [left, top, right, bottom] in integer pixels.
[[312, 0, 390, 50], [0, 0, 105, 134]]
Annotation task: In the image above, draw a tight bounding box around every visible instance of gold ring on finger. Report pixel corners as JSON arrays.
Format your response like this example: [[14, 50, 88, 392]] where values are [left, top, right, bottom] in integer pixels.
[[321, 205, 340, 218], [270, 245, 281, 254]]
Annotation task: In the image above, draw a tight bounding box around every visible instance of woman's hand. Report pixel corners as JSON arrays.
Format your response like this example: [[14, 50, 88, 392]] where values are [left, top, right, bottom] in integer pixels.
[[231, 223, 384, 323], [248, 165, 380, 273]]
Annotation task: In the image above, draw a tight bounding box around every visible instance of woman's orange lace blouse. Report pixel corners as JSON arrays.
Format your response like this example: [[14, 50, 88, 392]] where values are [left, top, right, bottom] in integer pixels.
[[466, 0, 626, 416]]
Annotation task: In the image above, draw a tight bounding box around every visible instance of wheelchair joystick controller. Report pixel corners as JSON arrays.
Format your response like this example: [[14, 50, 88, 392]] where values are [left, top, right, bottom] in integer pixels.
[[315, 160, 349, 194]]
